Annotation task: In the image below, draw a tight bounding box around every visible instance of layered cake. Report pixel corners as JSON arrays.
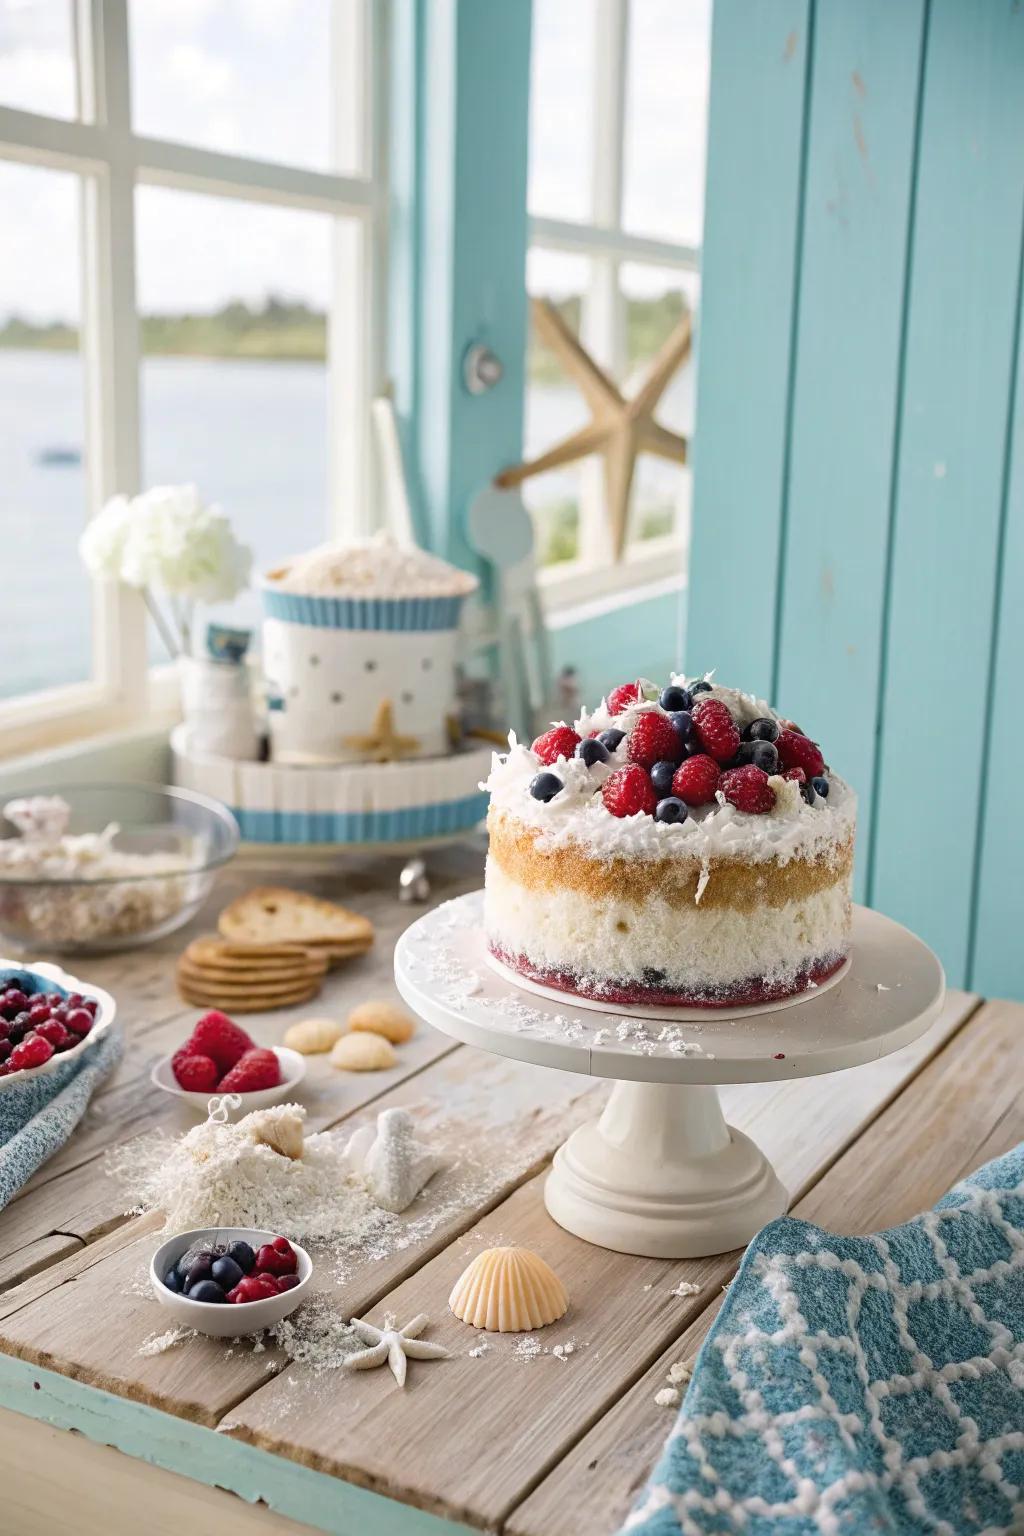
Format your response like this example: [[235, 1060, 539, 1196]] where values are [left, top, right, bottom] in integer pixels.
[[484, 676, 855, 1007]]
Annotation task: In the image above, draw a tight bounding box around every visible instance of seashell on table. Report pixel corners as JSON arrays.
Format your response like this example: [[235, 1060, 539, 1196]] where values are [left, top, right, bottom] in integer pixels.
[[448, 1246, 568, 1332]]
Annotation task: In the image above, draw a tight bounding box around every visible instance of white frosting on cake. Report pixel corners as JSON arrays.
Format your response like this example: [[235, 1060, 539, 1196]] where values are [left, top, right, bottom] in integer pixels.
[[484, 858, 849, 992], [265, 531, 478, 598], [485, 730, 855, 867]]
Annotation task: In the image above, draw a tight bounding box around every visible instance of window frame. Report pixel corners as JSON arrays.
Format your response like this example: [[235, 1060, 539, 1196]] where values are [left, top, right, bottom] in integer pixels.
[[0, 0, 388, 754], [526, 0, 701, 612]]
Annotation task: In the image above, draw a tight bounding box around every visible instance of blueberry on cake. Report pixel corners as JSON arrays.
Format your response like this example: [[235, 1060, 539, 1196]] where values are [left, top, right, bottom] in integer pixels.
[[483, 677, 855, 1008]]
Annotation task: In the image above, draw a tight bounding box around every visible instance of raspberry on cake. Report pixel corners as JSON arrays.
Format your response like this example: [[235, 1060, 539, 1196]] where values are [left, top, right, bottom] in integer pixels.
[[483, 676, 856, 1008]]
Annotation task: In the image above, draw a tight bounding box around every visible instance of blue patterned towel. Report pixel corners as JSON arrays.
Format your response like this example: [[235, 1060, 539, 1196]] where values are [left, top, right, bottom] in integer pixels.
[[624, 1144, 1024, 1536], [0, 1025, 122, 1209]]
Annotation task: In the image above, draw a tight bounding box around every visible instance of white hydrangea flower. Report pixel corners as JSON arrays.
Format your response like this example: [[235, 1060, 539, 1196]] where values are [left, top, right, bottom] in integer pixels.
[[78, 494, 134, 579], [86, 484, 252, 602]]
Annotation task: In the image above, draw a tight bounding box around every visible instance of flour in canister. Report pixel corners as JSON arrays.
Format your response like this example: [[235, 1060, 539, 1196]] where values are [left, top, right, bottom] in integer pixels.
[[265, 531, 478, 599]]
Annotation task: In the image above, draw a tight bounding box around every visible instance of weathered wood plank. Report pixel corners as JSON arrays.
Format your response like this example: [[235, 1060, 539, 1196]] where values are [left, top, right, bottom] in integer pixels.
[[221, 991, 975, 1530], [0, 1046, 603, 1424], [0, 1233, 82, 1291], [510, 995, 1018, 1536]]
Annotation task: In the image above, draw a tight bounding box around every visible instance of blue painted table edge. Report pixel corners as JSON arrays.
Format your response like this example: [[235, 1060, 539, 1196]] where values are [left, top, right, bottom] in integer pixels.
[[0, 1353, 473, 1536]]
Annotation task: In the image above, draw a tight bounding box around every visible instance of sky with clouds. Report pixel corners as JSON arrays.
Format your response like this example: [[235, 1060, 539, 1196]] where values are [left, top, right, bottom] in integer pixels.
[[0, 0, 710, 324]]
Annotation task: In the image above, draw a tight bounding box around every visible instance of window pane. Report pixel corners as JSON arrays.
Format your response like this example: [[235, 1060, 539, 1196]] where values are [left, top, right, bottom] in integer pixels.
[[0, 0, 76, 118], [0, 161, 90, 696], [527, 0, 596, 223], [129, 0, 352, 174], [135, 186, 333, 644], [622, 263, 698, 548], [524, 250, 591, 567], [623, 0, 711, 246]]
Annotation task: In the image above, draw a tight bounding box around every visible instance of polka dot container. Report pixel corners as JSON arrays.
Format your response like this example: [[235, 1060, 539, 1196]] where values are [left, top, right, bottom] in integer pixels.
[[260, 584, 473, 765]]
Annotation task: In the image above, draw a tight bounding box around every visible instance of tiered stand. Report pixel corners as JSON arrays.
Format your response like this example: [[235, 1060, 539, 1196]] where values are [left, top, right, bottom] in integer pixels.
[[395, 893, 945, 1258]]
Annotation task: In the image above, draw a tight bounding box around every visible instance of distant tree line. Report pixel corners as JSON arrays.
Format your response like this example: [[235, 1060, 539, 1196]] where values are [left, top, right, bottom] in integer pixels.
[[0, 290, 690, 379]]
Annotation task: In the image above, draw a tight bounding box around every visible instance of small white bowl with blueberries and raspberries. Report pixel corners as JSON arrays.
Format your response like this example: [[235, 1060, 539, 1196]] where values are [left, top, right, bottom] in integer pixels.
[[151, 1227, 312, 1336], [0, 962, 112, 1084]]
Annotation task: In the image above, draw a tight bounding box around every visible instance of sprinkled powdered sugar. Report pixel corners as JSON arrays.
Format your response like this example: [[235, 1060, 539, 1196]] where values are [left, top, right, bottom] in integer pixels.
[[266, 531, 478, 599]]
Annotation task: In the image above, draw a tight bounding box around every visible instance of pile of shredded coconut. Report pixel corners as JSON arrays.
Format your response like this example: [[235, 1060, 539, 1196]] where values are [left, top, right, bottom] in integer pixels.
[[265, 531, 478, 599]]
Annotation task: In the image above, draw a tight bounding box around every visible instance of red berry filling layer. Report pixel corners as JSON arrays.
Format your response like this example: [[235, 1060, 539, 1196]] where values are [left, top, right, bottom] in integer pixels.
[[489, 943, 848, 1010]]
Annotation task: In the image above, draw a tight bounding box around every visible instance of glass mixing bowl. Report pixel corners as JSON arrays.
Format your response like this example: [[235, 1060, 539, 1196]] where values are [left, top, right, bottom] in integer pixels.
[[0, 783, 239, 953]]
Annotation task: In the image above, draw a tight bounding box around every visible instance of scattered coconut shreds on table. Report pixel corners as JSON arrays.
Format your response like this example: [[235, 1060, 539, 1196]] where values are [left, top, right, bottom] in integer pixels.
[[138, 1326, 195, 1357]]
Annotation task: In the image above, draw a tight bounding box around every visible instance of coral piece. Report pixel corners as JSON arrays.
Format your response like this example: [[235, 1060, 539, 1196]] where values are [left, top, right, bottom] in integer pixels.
[[448, 1247, 568, 1332], [237, 1103, 305, 1161], [343, 1108, 441, 1214], [344, 1314, 449, 1387], [283, 1016, 344, 1054]]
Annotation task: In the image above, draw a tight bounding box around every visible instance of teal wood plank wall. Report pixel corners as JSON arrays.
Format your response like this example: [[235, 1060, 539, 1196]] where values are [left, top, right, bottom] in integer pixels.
[[689, 0, 1024, 996]]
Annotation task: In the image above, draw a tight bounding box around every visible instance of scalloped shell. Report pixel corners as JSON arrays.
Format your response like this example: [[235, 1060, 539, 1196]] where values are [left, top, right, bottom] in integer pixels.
[[448, 1246, 568, 1332]]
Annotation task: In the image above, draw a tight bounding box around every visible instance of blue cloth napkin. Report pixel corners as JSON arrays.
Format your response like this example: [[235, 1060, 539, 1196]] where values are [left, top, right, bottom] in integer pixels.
[[624, 1144, 1024, 1536], [0, 1024, 122, 1210]]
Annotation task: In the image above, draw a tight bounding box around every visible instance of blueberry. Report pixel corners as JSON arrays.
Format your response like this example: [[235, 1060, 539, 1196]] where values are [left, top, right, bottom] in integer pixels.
[[667, 710, 699, 753], [659, 684, 692, 713], [576, 737, 609, 767], [654, 796, 688, 825], [529, 771, 563, 803], [163, 1267, 183, 1293], [211, 1256, 244, 1291], [732, 742, 756, 767], [187, 1279, 227, 1304], [650, 760, 677, 797], [177, 1243, 215, 1281], [750, 741, 779, 774], [597, 728, 625, 752], [690, 680, 713, 696], [744, 717, 780, 743], [184, 1254, 216, 1290], [801, 782, 817, 806], [226, 1240, 256, 1274], [811, 775, 829, 798]]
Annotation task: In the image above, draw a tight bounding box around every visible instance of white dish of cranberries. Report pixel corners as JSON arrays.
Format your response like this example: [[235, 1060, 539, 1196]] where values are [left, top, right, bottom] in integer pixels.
[[0, 961, 113, 1085], [150, 1226, 312, 1336]]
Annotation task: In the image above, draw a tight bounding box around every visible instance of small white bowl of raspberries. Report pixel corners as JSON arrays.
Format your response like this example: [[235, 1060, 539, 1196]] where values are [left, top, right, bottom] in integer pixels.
[[151, 1010, 305, 1113], [0, 960, 113, 1085], [151, 1227, 312, 1336]]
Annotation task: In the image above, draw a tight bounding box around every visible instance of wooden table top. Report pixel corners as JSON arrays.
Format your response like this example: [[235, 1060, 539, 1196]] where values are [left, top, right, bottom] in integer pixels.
[[0, 843, 1017, 1536]]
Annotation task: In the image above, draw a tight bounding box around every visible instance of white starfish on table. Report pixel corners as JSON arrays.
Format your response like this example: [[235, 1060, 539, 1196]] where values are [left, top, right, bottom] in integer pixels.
[[343, 1313, 449, 1388]]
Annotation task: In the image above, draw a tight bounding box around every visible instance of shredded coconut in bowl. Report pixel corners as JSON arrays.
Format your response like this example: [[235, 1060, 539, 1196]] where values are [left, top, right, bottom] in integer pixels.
[[265, 531, 478, 599]]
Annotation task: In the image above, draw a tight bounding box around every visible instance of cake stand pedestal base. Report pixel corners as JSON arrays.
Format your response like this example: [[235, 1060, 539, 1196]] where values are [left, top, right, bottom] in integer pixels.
[[544, 1080, 786, 1258]]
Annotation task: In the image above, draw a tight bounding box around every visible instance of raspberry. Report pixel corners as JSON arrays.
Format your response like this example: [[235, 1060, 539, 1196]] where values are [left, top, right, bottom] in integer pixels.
[[9, 1033, 54, 1072], [607, 680, 644, 715], [671, 754, 721, 805], [692, 698, 741, 763], [172, 1052, 220, 1092], [218, 1046, 282, 1093], [783, 766, 806, 785], [776, 730, 825, 778], [626, 712, 683, 769], [719, 765, 776, 815], [601, 765, 657, 818], [531, 725, 581, 765], [255, 1239, 298, 1276], [187, 1011, 254, 1073]]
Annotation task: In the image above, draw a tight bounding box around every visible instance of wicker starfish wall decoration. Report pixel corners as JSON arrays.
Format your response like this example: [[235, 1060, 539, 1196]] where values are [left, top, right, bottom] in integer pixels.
[[344, 699, 420, 762], [496, 296, 691, 560]]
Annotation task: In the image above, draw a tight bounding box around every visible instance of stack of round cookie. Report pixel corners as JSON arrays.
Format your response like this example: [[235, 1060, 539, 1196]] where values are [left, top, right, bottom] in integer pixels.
[[176, 937, 328, 1014]]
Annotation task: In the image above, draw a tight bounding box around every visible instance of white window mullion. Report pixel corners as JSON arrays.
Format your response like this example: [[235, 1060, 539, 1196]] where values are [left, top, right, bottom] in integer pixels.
[[78, 0, 147, 714], [579, 0, 629, 568]]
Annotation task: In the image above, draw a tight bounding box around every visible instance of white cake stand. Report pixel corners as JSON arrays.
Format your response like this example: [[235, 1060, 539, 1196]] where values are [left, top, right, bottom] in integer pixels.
[[393, 893, 945, 1259]]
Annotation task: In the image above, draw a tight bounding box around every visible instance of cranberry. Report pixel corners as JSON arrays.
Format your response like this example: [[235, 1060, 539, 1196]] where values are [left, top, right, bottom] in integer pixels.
[[82, 997, 99, 1015], [64, 1008, 93, 1037], [43, 992, 64, 1008], [254, 1241, 297, 1276], [65, 993, 83, 1009], [10, 1033, 54, 1071], [0, 1020, 9, 1042], [0, 1040, 11, 1063], [26, 1002, 51, 1027], [34, 1020, 70, 1050], [1, 989, 28, 1019]]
